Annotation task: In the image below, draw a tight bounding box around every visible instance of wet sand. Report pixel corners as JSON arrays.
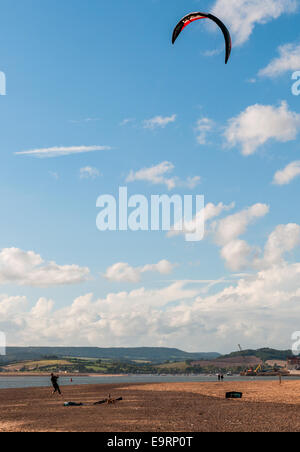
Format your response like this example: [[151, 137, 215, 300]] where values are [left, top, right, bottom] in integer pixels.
[[0, 381, 300, 432]]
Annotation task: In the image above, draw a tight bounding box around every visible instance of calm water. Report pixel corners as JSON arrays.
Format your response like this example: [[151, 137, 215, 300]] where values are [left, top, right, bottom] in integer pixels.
[[1, 374, 300, 389]]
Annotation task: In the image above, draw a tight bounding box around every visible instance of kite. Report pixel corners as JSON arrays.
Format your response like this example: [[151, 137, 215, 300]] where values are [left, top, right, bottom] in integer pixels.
[[172, 12, 232, 64]]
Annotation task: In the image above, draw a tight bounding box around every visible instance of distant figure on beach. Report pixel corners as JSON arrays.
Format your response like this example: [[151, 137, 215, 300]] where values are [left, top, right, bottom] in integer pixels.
[[218, 374, 221, 382], [221, 374, 224, 381], [51, 373, 62, 396]]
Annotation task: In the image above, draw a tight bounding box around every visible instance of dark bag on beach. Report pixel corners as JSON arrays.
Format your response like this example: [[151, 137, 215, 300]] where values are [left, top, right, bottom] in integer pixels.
[[226, 392, 243, 399]]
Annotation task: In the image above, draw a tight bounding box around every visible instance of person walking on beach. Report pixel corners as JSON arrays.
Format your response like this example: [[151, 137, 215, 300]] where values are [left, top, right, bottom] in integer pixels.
[[51, 373, 62, 396]]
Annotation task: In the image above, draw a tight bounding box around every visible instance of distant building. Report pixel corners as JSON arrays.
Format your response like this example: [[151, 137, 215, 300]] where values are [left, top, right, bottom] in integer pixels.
[[287, 357, 300, 370]]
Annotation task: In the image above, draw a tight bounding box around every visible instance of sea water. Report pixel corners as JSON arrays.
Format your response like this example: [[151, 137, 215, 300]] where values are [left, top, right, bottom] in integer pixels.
[[0, 374, 300, 390]]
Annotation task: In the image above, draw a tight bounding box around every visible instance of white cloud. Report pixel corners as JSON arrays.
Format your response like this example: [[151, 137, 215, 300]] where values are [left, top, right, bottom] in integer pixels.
[[259, 42, 300, 78], [195, 118, 215, 145], [0, 248, 90, 287], [221, 240, 253, 271], [212, 0, 298, 46], [80, 166, 100, 179], [143, 115, 177, 130], [2, 263, 300, 352], [258, 223, 300, 268], [168, 201, 235, 239], [215, 203, 270, 246], [15, 145, 111, 158], [127, 161, 176, 190], [0, 282, 200, 347], [104, 263, 141, 283], [104, 260, 176, 283], [142, 260, 176, 275], [225, 102, 300, 156], [213, 204, 269, 270], [31, 298, 54, 318], [126, 162, 200, 191], [170, 202, 281, 272], [218, 218, 300, 272], [273, 160, 300, 185]]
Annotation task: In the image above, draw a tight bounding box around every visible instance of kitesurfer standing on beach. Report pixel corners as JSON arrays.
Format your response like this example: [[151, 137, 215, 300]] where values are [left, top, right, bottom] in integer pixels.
[[51, 373, 62, 396]]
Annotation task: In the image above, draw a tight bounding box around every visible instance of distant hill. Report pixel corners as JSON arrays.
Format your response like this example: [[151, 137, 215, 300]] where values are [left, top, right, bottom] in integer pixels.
[[0, 347, 221, 365], [221, 348, 293, 362], [0, 346, 294, 367], [189, 348, 294, 371], [192, 355, 262, 369]]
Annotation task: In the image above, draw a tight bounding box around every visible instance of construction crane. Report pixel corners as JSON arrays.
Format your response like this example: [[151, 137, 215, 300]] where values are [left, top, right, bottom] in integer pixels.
[[254, 364, 262, 374], [238, 344, 249, 376]]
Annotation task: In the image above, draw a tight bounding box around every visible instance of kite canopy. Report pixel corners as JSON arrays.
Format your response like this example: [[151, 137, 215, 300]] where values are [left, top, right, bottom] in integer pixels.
[[172, 12, 232, 64]]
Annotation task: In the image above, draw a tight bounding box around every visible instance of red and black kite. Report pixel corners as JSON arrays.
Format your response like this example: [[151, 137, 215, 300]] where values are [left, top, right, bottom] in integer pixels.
[[172, 12, 232, 64]]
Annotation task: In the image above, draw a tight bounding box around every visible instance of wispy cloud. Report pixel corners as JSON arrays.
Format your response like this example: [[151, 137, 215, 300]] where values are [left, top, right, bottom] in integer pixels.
[[126, 162, 201, 191], [203, 48, 223, 58], [168, 202, 235, 239], [143, 115, 177, 130], [259, 42, 300, 78], [273, 160, 300, 185], [80, 166, 100, 180], [246, 78, 257, 84], [195, 118, 215, 145], [120, 118, 135, 126], [49, 171, 59, 180], [69, 118, 101, 124], [183, 176, 202, 189], [15, 145, 111, 158], [103, 260, 176, 283], [127, 162, 176, 190], [215, 203, 270, 247]]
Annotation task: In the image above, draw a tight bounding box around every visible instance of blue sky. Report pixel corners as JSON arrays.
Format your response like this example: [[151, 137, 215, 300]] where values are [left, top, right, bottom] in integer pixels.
[[1, 0, 300, 352]]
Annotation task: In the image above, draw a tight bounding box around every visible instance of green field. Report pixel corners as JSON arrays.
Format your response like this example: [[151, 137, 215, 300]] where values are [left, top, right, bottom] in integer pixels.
[[157, 361, 188, 370], [3, 359, 73, 372]]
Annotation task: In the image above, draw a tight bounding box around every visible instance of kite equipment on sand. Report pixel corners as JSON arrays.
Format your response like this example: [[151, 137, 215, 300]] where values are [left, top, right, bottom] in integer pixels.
[[63, 397, 123, 407]]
